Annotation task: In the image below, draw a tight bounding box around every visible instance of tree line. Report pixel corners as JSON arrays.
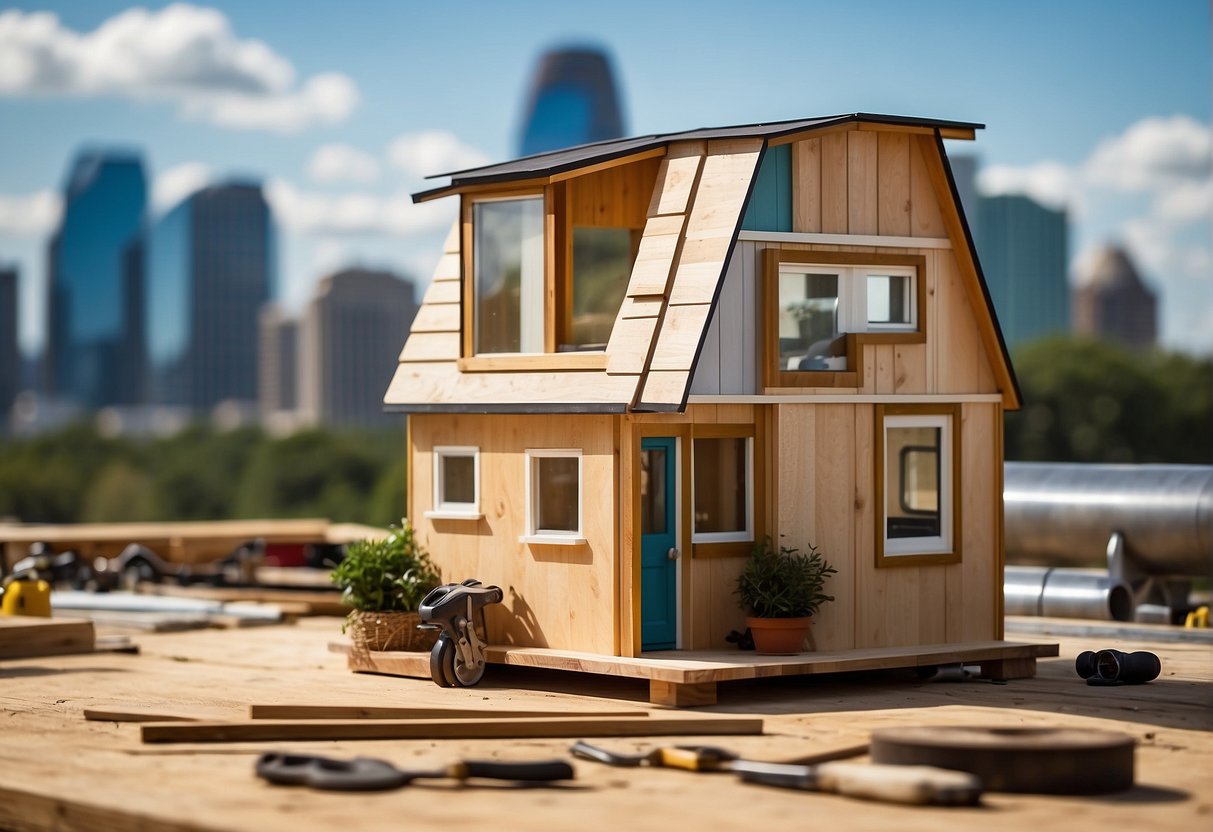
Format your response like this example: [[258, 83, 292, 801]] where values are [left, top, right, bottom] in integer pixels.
[[0, 337, 1208, 526]]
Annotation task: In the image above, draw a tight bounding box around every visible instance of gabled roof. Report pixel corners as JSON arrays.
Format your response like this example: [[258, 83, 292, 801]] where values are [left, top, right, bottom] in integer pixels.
[[412, 113, 983, 203]]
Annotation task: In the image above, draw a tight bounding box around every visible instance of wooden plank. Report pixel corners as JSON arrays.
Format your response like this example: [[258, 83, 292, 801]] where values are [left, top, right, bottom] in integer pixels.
[[421, 277, 461, 306], [399, 331, 461, 362], [689, 303, 722, 395], [618, 296, 664, 319], [637, 370, 691, 409], [959, 403, 997, 642], [910, 136, 947, 237], [650, 680, 717, 707], [83, 706, 223, 723], [457, 353, 608, 372], [649, 304, 712, 372], [820, 133, 848, 234], [649, 153, 704, 217], [793, 138, 822, 233], [847, 131, 878, 235], [873, 344, 895, 395], [140, 716, 765, 743], [627, 233, 681, 296], [606, 315, 659, 375], [877, 132, 911, 237], [0, 617, 95, 659], [410, 302, 460, 333], [431, 251, 461, 280], [684, 142, 762, 239], [811, 405, 855, 651], [385, 363, 638, 408], [248, 705, 647, 720]]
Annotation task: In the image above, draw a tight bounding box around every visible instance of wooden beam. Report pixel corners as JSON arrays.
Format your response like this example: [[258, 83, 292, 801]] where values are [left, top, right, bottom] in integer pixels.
[[247, 705, 648, 720], [140, 716, 765, 743], [0, 618, 94, 659]]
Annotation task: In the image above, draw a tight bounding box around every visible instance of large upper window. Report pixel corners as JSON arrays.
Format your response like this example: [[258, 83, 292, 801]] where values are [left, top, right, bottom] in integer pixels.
[[763, 251, 925, 388], [875, 404, 961, 567], [473, 196, 544, 354]]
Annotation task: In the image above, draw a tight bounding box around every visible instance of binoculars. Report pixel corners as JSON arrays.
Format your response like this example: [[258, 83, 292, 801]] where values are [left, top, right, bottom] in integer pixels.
[[1075, 649, 1161, 685]]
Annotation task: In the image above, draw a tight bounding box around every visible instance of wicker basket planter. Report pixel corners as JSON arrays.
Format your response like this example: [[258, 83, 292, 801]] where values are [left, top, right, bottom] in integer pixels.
[[347, 610, 438, 653]]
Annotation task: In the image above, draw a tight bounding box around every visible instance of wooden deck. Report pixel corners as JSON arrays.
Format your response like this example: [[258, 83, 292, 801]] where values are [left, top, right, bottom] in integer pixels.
[[346, 640, 1059, 705]]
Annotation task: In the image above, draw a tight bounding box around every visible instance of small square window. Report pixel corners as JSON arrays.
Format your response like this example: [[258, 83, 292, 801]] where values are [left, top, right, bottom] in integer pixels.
[[867, 273, 914, 328], [427, 446, 481, 520], [522, 449, 585, 544]]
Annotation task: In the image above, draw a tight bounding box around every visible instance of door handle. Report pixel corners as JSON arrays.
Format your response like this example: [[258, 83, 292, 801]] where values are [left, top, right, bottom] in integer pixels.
[[667, 547, 679, 560]]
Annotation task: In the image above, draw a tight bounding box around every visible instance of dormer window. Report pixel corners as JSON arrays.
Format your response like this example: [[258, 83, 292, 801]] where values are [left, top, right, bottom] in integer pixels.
[[462, 157, 659, 362]]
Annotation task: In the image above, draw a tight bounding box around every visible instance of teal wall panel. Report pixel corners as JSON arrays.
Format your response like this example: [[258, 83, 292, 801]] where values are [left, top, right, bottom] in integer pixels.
[[741, 144, 791, 232]]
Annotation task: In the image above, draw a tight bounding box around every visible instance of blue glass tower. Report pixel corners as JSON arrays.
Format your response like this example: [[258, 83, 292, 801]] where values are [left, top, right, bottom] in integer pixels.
[[517, 47, 626, 156], [147, 182, 274, 410], [46, 151, 147, 407]]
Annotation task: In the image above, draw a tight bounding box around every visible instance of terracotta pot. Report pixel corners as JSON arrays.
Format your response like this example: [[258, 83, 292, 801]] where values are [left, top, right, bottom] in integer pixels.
[[745, 615, 813, 655]]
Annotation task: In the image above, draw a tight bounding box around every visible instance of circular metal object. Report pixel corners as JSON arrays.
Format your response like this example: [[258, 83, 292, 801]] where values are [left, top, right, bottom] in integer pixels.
[[870, 726, 1135, 794]]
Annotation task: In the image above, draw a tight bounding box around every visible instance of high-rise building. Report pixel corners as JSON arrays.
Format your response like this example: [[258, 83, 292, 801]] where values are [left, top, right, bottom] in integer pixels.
[[0, 265, 18, 421], [975, 194, 1069, 350], [1073, 245, 1158, 350], [517, 46, 626, 156], [146, 182, 274, 410], [258, 303, 298, 422], [46, 151, 146, 407], [298, 268, 417, 428]]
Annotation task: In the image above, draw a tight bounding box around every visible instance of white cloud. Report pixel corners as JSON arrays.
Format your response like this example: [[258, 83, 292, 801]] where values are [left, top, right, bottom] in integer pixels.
[[152, 161, 212, 212], [0, 5, 358, 132], [1084, 115, 1211, 192], [387, 130, 490, 179], [307, 143, 381, 184], [0, 189, 61, 235], [1154, 178, 1213, 223], [977, 161, 1079, 212], [265, 179, 456, 237]]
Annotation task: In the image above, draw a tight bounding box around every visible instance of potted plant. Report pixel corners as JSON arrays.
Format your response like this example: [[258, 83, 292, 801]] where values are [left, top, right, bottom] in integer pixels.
[[735, 536, 836, 655], [331, 522, 440, 653]]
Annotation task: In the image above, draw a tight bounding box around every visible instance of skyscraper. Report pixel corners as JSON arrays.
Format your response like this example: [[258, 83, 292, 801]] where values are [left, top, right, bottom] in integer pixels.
[[258, 303, 298, 423], [1073, 245, 1158, 350], [46, 151, 146, 407], [975, 194, 1069, 350], [517, 46, 626, 156], [146, 182, 274, 410], [0, 265, 18, 422], [297, 268, 417, 428]]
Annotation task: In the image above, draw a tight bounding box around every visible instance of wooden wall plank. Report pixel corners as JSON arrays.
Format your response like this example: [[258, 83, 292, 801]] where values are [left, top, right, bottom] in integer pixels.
[[873, 344, 895, 395], [959, 403, 997, 641], [792, 138, 822, 233], [422, 279, 461, 306], [606, 316, 659, 375], [909, 136, 946, 237], [685, 142, 763, 240], [893, 343, 928, 394], [627, 233, 681, 296], [877, 132, 911, 236], [820, 134, 849, 234], [847, 131, 878, 235], [810, 405, 855, 651], [410, 303, 460, 333], [649, 154, 703, 217], [399, 332, 461, 363], [385, 364, 638, 407], [739, 240, 758, 394], [637, 370, 691, 408], [650, 305, 712, 371]]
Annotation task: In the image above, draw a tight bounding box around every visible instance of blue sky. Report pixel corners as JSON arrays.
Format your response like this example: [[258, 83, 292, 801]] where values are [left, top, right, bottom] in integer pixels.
[[1, 0, 1210, 355]]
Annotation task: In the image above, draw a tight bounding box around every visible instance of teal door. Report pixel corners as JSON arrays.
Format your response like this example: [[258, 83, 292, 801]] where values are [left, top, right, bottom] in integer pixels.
[[640, 437, 677, 651]]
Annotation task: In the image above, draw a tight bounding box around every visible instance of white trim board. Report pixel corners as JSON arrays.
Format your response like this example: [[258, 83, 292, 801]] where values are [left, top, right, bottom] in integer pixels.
[[737, 231, 952, 249]]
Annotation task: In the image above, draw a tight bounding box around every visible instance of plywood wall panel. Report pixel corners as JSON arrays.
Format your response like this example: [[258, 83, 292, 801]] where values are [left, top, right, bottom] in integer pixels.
[[893, 343, 928, 394], [847, 131, 878, 235], [877, 132, 912, 236], [909, 137, 947, 237], [820, 133, 849, 234], [958, 403, 998, 641], [809, 404, 856, 651], [793, 138, 822, 233]]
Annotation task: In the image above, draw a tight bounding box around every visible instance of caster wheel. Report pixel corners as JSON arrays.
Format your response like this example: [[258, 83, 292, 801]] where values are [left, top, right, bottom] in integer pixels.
[[429, 637, 453, 687]]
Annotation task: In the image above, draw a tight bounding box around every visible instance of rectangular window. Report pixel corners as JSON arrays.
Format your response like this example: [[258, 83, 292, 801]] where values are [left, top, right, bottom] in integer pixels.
[[426, 446, 480, 520], [473, 196, 544, 354], [564, 226, 634, 351], [876, 405, 961, 566], [522, 449, 585, 544], [762, 251, 926, 389], [692, 436, 753, 544]]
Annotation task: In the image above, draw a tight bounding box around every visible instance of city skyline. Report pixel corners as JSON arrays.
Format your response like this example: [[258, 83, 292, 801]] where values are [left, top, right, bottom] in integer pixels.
[[0, 2, 1209, 356]]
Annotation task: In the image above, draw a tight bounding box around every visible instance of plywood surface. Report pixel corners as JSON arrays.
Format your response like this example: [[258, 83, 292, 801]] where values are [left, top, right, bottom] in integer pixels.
[[0, 619, 1209, 832]]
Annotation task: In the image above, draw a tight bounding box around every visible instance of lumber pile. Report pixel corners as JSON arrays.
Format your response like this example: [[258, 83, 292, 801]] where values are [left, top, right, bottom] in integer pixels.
[[0, 617, 95, 659]]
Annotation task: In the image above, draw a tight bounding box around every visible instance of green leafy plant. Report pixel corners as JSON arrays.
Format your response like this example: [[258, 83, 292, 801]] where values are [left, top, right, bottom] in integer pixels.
[[736, 536, 836, 618], [330, 522, 439, 613]]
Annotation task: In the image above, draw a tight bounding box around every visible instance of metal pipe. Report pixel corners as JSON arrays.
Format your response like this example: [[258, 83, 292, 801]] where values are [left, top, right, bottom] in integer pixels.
[[1004, 462, 1213, 577], [1004, 565, 1134, 622]]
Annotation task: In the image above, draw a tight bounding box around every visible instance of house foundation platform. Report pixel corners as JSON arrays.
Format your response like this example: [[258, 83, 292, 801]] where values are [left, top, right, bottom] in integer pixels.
[[344, 640, 1060, 706]]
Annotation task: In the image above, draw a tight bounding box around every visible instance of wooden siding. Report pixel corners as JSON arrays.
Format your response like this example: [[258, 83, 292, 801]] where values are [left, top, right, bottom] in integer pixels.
[[409, 413, 619, 655]]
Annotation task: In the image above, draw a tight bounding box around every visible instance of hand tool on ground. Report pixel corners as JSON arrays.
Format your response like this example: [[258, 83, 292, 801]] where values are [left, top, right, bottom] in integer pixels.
[[255, 752, 574, 792], [570, 741, 982, 806], [870, 726, 1135, 794], [1075, 649, 1161, 685]]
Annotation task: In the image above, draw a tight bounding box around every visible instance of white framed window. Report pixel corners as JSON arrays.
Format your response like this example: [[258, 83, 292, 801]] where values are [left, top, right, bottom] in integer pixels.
[[521, 449, 585, 545], [878, 407, 960, 562], [426, 446, 481, 520], [691, 436, 754, 545]]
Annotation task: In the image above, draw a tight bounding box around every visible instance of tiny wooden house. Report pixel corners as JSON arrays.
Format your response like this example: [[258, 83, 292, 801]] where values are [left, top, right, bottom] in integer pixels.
[[386, 114, 1020, 660]]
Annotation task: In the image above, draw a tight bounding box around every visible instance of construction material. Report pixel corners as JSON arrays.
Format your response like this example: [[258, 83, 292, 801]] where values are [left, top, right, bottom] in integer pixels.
[[84, 706, 227, 723], [870, 726, 1135, 794], [255, 752, 574, 792], [140, 716, 763, 744], [248, 705, 647, 720], [1075, 649, 1161, 685], [570, 742, 981, 807], [0, 617, 95, 659]]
